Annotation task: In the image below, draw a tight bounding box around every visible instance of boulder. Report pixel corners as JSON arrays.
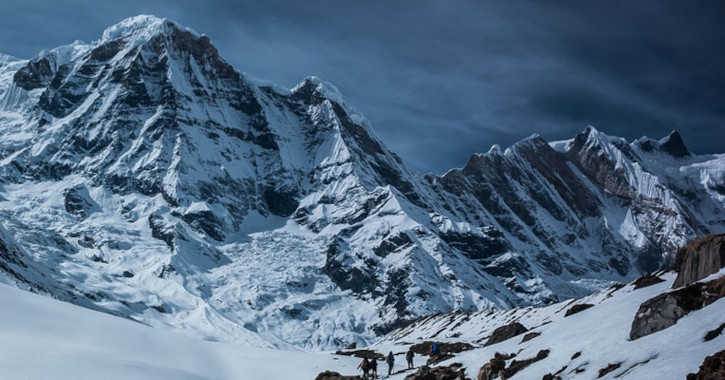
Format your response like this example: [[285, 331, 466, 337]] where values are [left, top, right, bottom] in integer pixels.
[[630, 277, 725, 340], [405, 363, 469, 380], [629, 292, 687, 340], [564, 303, 594, 317], [632, 273, 665, 290], [315, 371, 362, 380], [521, 331, 541, 343], [673, 234, 725, 288], [686, 349, 725, 380], [485, 322, 528, 346], [410, 341, 475, 356], [334, 349, 383, 360]]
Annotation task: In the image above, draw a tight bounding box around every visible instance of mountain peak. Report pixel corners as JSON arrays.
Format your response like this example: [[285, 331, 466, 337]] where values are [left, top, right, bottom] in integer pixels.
[[510, 133, 548, 150], [659, 130, 690, 158], [98, 15, 201, 48], [0, 52, 20, 64], [569, 125, 617, 153], [291, 76, 345, 105], [635, 130, 690, 158]]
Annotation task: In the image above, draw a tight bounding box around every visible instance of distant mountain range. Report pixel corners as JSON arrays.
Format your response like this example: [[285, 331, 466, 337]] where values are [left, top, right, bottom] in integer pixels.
[[0, 15, 723, 349]]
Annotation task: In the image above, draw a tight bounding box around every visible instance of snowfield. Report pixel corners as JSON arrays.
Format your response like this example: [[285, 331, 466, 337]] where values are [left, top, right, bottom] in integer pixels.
[[2, 270, 723, 379], [0, 282, 361, 379]]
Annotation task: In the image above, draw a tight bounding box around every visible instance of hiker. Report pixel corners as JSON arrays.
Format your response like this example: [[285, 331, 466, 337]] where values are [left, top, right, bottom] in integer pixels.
[[386, 351, 395, 376], [371, 357, 378, 378], [358, 357, 370, 379], [406, 348, 414, 369]]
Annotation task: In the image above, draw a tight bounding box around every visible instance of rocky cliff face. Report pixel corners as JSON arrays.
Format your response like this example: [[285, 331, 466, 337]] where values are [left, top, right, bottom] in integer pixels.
[[673, 234, 725, 288], [0, 15, 723, 349]]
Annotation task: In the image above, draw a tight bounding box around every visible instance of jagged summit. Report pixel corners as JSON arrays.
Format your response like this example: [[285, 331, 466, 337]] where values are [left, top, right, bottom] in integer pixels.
[[468, 126, 691, 164], [99, 15, 200, 46], [0, 16, 723, 351], [659, 130, 690, 157], [635, 130, 691, 158]]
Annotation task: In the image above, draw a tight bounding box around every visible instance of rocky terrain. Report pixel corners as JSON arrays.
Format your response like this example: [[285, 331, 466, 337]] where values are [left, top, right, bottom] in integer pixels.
[[0, 15, 723, 349], [344, 234, 725, 379]]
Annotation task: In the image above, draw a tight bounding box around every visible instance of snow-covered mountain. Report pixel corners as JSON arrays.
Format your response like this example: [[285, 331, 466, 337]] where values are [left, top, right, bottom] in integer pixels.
[[0, 15, 723, 349], [2, 236, 723, 379]]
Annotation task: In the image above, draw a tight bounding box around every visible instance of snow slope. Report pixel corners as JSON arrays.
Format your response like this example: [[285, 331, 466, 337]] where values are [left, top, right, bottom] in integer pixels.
[[0, 282, 361, 380], [371, 270, 725, 379], [3, 269, 717, 379]]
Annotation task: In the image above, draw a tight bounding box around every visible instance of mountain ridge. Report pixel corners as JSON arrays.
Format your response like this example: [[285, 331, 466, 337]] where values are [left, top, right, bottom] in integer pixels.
[[0, 15, 723, 349]]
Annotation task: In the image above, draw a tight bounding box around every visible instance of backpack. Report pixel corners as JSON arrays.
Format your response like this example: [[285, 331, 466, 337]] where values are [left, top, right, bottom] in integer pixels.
[[406, 350, 413, 360]]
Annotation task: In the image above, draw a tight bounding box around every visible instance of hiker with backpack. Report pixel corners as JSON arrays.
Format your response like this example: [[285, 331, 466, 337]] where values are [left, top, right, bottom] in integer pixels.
[[358, 357, 371, 379], [386, 351, 395, 376], [432, 343, 440, 356], [406, 348, 414, 369], [371, 357, 378, 378]]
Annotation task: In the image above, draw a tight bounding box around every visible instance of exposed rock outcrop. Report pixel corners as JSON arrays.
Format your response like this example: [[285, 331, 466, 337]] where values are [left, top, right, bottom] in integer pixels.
[[686, 349, 725, 380], [410, 341, 474, 356], [632, 273, 665, 290], [485, 322, 528, 346], [704, 323, 725, 342], [630, 277, 725, 340], [564, 303, 594, 317], [502, 349, 550, 378], [333, 349, 383, 360], [477, 353, 511, 380], [405, 363, 469, 380], [63, 185, 99, 219], [597, 362, 622, 378], [314, 371, 363, 380], [521, 331, 541, 343], [673, 234, 725, 288]]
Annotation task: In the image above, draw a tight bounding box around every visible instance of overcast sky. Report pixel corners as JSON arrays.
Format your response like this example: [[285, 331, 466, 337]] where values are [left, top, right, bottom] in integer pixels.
[[1, 1, 723, 173]]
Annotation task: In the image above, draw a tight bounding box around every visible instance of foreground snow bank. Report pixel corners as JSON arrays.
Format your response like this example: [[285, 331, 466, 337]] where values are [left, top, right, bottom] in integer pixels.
[[0, 284, 357, 379]]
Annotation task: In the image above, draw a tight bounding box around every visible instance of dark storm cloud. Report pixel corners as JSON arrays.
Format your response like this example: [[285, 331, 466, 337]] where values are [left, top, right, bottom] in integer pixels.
[[1, 1, 723, 173]]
